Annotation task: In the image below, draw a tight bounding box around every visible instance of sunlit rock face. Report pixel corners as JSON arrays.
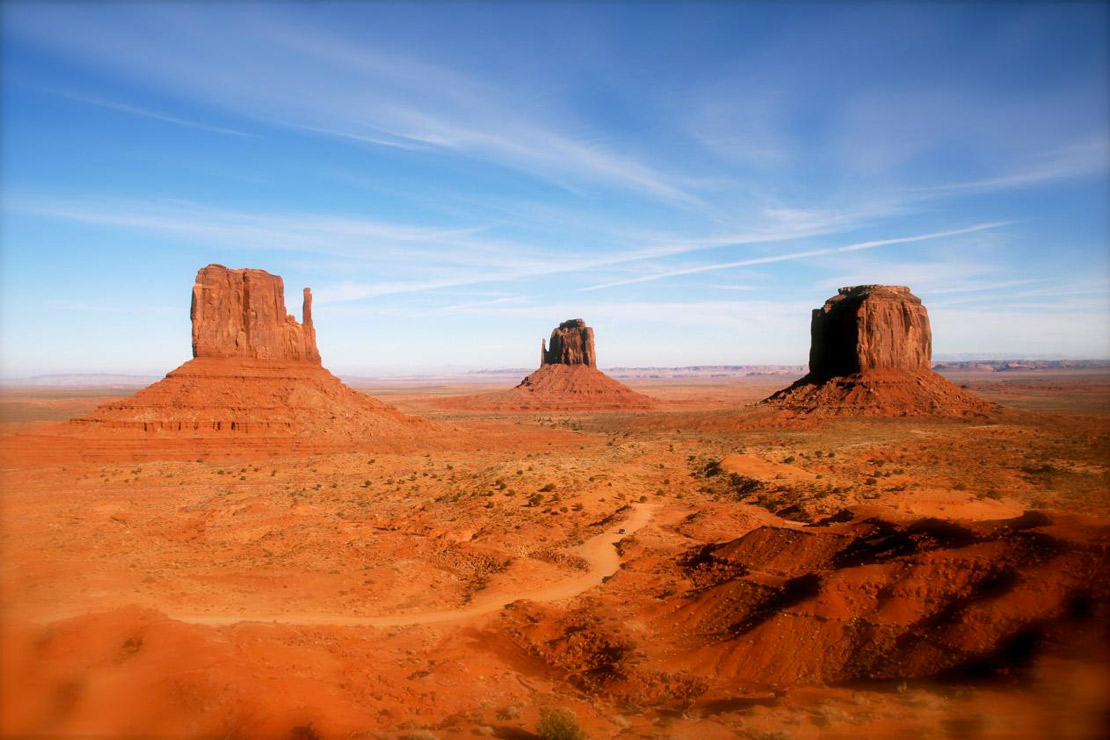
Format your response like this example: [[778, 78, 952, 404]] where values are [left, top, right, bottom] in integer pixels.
[[808, 285, 931, 381], [190, 264, 320, 364]]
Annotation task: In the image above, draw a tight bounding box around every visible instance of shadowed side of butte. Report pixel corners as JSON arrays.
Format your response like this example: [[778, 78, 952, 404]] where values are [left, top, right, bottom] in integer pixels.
[[766, 285, 996, 416]]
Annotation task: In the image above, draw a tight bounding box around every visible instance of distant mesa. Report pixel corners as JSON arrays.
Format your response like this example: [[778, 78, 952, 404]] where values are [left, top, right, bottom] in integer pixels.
[[73, 264, 429, 442], [766, 285, 996, 416], [444, 318, 654, 411], [541, 318, 596, 368]]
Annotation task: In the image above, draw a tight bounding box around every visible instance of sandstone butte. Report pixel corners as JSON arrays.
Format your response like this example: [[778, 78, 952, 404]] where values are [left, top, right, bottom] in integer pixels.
[[72, 265, 429, 442], [766, 285, 996, 416], [445, 319, 655, 411]]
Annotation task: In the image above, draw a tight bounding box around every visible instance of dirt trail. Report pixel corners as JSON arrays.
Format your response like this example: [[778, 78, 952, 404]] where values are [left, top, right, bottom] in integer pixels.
[[169, 503, 657, 628]]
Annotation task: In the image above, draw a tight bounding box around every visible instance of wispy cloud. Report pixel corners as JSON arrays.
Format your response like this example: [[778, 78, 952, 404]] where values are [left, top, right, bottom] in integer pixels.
[[931, 279, 1110, 308], [7, 195, 493, 261], [9, 193, 894, 304], [581, 222, 1012, 291], [46, 87, 254, 137], [6, 5, 704, 208], [912, 136, 1110, 195]]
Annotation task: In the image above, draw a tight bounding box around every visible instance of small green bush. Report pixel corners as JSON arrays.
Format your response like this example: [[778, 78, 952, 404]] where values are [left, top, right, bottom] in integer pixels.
[[537, 707, 586, 740]]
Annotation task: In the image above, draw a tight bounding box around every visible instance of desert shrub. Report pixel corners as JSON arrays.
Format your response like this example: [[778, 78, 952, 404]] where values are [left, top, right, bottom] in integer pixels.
[[539, 483, 556, 492], [728, 473, 762, 497], [537, 707, 587, 740], [701, 459, 723, 477]]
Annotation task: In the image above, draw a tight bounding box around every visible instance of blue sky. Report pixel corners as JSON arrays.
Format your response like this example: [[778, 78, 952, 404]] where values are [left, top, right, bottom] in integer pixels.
[[1, 2, 1107, 376]]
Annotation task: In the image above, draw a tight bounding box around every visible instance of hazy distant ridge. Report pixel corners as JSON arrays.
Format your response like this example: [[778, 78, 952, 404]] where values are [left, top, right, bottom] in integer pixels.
[[5, 360, 1107, 389]]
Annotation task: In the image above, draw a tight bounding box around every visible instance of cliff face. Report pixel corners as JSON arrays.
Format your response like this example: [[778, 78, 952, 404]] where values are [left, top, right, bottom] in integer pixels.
[[809, 285, 931, 380], [767, 285, 994, 417], [541, 319, 596, 368], [190, 265, 320, 363]]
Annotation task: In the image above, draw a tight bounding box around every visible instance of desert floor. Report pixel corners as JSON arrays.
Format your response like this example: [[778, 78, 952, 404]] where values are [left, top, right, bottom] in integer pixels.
[[1, 369, 1107, 739]]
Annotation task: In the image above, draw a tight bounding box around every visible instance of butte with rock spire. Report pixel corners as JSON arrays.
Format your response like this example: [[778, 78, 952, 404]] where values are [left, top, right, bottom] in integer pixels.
[[72, 264, 429, 445]]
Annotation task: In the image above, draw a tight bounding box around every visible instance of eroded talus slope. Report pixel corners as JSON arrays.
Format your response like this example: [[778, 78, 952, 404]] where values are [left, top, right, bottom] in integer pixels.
[[663, 509, 1108, 686], [72, 358, 426, 441], [500, 508, 1107, 701]]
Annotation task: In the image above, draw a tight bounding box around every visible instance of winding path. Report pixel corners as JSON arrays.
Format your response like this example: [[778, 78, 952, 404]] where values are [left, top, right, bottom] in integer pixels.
[[169, 503, 656, 628]]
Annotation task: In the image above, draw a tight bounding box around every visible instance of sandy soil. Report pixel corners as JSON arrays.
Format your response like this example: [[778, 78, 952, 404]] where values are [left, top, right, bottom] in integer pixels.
[[1, 369, 1107, 739]]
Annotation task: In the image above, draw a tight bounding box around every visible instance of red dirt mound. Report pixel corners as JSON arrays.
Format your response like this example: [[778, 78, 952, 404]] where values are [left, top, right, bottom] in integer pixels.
[[767, 285, 996, 416], [766, 368, 996, 417], [444, 364, 655, 411], [657, 509, 1108, 687]]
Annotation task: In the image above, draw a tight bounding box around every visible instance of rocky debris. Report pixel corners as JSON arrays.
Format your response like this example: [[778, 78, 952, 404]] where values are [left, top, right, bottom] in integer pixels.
[[509, 364, 655, 410], [767, 285, 995, 416], [191, 265, 319, 363], [542, 319, 596, 368]]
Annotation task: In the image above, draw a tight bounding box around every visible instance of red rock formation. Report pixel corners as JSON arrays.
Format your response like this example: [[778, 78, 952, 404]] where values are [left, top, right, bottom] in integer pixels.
[[73, 265, 430, 445], [767, 285, 994, 416], [442, 319, 653, 411], [542, 319, 596, 368], [190, 265, 320, 363], [808, 285, 930, 379]]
